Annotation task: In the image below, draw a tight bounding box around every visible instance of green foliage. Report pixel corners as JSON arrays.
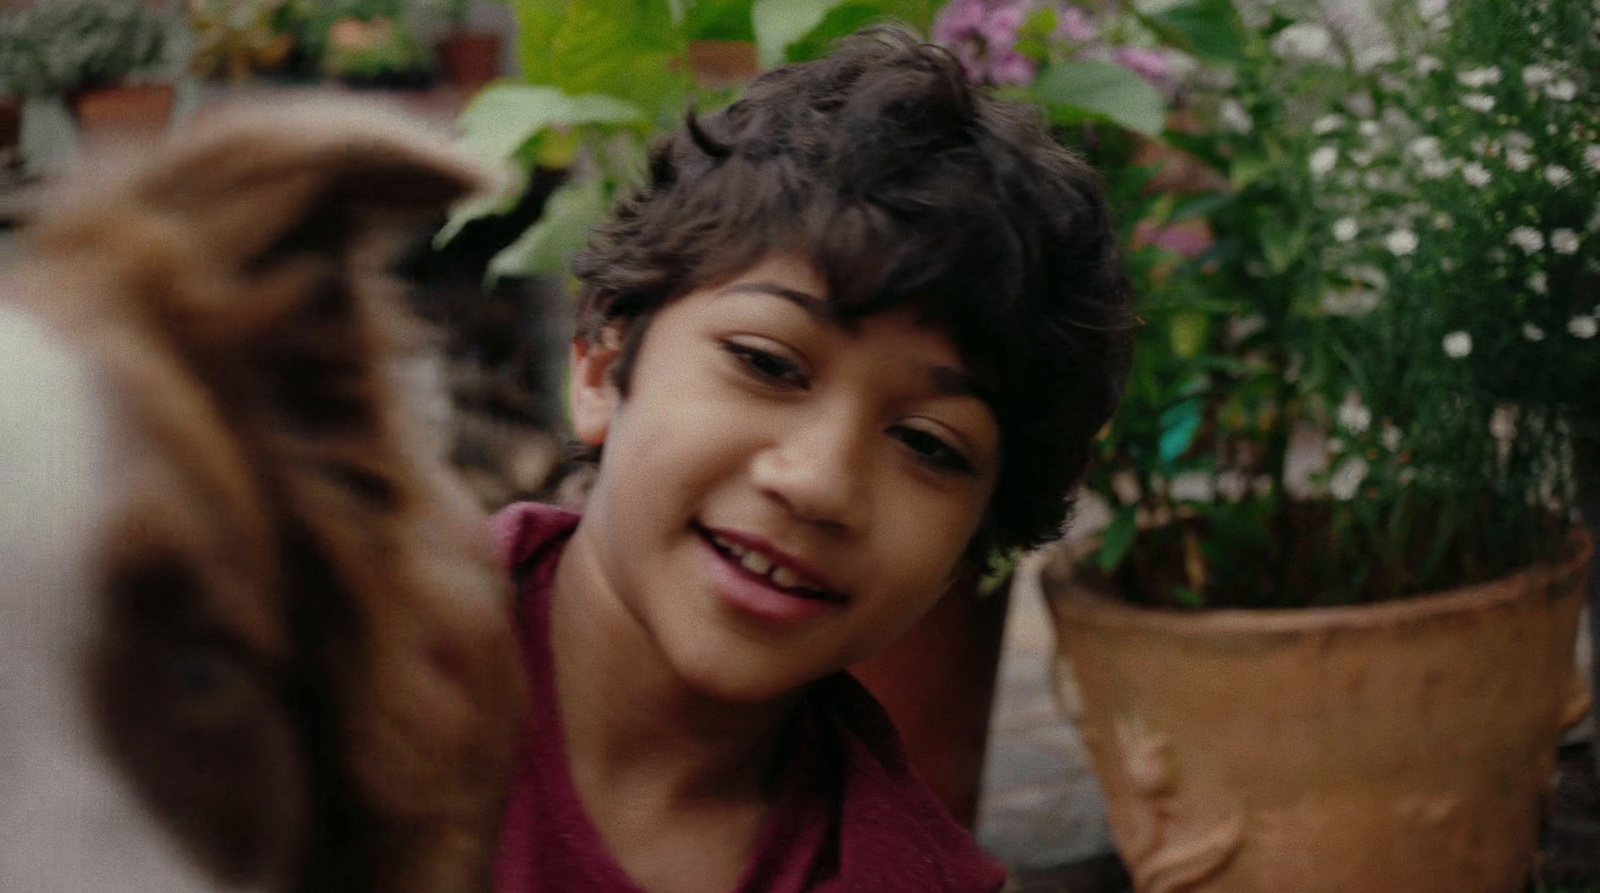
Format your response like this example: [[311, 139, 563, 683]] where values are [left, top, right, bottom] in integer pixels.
[[1032, 59, 1166, 136], [0, 0, 172, 96], [452, 0, 938, 281]]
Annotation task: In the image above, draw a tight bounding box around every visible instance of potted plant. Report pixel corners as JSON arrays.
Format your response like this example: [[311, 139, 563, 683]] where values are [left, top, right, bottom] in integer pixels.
[[186, 0, 301, 82], [432, 0, 504, 89], [1040, 0, 1596, 889], [300, 0, 436, 90], [0, 0, 178, 141]]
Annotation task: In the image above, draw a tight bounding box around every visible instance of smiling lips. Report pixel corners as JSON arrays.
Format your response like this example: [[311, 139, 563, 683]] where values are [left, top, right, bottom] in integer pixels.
[[700, 527, 845, 604]]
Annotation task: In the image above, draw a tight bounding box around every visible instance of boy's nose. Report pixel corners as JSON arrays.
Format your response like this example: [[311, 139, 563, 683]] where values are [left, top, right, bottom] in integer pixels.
[[748, 408, 869, 530]]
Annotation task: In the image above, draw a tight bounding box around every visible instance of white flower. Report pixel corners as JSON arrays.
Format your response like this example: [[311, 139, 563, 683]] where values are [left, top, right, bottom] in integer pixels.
[[1418, 0, 1448, 19], [1462, 93, 1496, 112], [1490, 405, 1518, 441], [1528, 271, 1548, 294], [1385, 228, 1419, 256], [1219, 99, 1253, 134], [1443, 330, 1473, 357], [1358, 119, 1381, 138], [1273, 23, 1334, 60], [1433, 212, 1454, 229], [1570, 316, 1599, 339], [1462, 162, 1492, 186], [1506, 147, 1534, 171], [1546, 79, 1579, 101], [1382, 424, 1402, 451], [1321, 288, 1383, 316], [1553, 228, 1581, 254], [1416, 55, 1444, 75], [1524, 322, 1547, 341], [1420, 157, 1453, 178], [1408, 136, 1442, 159], [1312, 114, 1345, 135], [1523, 64, 1555, 87], [1457, 66, 1502, 88], [1333, 217, 1360, 242], [1310, 145, 1339, 177], [1216, 470, 1249, 502], [1329, 456, 1369, 501], [1546, 165, 1574, 187], [1338, 394, 1373, 434], [1584, 144, 1600, 172], [1510, 226, 1545, 253]]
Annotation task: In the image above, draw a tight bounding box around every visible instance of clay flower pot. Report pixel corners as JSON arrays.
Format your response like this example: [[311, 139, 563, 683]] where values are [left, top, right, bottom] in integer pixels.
[[1041, 528, 1592, 893], [68, 82, 175, 150], [438, 30, 502, 89]]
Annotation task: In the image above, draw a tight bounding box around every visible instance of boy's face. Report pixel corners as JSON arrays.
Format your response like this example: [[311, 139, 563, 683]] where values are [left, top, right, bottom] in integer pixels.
[[569, 253, 1002, 703]]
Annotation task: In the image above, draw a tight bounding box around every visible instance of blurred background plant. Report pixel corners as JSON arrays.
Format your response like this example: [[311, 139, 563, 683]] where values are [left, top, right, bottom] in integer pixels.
[[187, 0, 300, 81], [0, 0, 175, 97]]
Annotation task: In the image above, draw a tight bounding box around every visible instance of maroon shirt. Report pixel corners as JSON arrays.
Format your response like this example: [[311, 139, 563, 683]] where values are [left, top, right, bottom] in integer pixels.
[[490, 502, 1007, 893]]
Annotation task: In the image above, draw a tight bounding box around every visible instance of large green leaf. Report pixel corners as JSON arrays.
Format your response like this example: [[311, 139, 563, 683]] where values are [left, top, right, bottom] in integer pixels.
[[456, 84, 646, 163], [1032, 60, 1168, 136], [1144, 0, 1245, 67], [1099, 505, 1139, 572], [510, 0, 568, 84], [549, 0, 686, 112], [683, 0, 756, 40], [487, 177, 609, 280], [752, 0, 851, 66], [1157, 397, 1204, 464]]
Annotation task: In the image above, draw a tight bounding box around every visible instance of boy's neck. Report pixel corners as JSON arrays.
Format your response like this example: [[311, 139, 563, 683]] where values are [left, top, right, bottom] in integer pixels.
[[548, 517, 799, 803]]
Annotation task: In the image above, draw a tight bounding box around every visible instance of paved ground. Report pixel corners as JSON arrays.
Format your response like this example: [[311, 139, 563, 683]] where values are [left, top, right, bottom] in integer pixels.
[[976, 555, 1113, 872]]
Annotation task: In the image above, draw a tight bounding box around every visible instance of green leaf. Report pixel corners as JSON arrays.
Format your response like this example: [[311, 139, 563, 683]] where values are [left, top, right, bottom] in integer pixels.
[[456, 84, 646, 163], [1033, 60, 1168, 136], [1144, 0, 1245, 66], [752, 0, 851, 67], [779, 1, 891, 63], [486, 177, 609, 281], [683, 0, 756, 40], [434, 176, 525, 249], [1157, 397, 1204, 464], [1259, 216, 1306, 274], [1170, 585, 1203, 607], [510, 0, 568, 84], [549, 0, 686, 112], [1099, 505, 1139, 572]]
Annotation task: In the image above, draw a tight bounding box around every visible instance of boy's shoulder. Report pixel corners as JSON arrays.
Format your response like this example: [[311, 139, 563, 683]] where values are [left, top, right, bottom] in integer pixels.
[[791, 673, 1008, 892]]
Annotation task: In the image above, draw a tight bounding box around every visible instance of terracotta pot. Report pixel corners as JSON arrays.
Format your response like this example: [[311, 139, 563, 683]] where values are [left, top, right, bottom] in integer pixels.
[[69, 83, 175, 149], [687, 40, 760, 89], [438, 31, 502, 89], [1041, 529, 1593, 893], [851, 570, 1012, 829]]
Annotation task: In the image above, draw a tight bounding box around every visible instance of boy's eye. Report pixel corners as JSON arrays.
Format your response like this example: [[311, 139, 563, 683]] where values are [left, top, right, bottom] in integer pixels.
[[893, 425, 977, 475], [724, 340, 808, 388]]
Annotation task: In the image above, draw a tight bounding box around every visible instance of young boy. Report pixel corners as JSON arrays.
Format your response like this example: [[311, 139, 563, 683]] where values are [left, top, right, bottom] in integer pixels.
[[490, 27, 1133, 893]]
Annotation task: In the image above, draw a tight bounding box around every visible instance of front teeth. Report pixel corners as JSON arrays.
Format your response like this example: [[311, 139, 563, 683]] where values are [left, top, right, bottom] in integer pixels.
[[710, 531, 816, 594], [740, 550, 773, 576]]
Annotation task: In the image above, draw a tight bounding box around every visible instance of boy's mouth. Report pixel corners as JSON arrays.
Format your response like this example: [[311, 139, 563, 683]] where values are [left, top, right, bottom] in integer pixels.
[[695, 524, 846, 604]]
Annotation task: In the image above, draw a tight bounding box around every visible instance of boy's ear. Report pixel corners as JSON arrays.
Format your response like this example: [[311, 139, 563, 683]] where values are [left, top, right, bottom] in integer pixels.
[[569, 330, 623, 446]]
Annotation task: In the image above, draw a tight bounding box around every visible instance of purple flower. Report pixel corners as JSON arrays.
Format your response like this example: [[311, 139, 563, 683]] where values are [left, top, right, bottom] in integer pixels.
[[988, 51, 1039, 85], [932, 0, 987, 44], [977, 3, 1028, 53], [1054, 5, 1100, 43], [1113, 46, 1174, 85]]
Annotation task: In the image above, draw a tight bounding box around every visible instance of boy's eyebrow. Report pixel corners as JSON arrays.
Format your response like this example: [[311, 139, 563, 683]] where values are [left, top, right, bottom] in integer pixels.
[[719, 282, 837, 320], [928, 364, 998, 413]]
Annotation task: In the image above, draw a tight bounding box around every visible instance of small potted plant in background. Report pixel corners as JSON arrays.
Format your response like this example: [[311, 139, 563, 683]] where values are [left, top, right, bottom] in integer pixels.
[[0, 0, 178, 144], [186, 0, 302, 82], [1038, 0, 1595, 889], [301, 0, 436, 90], [433, 0, 504, 90]]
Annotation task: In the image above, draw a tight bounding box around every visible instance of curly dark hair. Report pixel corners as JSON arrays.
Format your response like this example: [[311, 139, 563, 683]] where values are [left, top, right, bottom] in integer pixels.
[[572, 26, 1134, 565]]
